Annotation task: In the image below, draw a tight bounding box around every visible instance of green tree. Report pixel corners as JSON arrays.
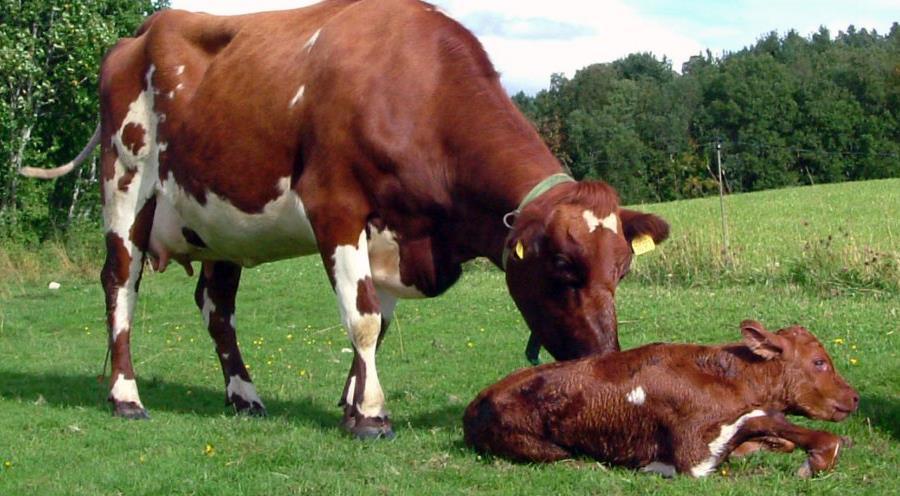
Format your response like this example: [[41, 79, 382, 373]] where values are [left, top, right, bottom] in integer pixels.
[[0, 0, 167, 242]]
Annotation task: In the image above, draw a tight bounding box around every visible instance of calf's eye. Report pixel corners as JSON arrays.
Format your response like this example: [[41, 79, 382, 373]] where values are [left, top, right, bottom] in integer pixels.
[[813, 359, 828, 371]]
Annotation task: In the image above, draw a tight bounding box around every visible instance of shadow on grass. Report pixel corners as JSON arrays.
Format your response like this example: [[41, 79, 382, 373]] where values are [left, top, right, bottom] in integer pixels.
[[405, 404, 466, 430], [860, 394, 900, 441], [0, 370, 341, 430]]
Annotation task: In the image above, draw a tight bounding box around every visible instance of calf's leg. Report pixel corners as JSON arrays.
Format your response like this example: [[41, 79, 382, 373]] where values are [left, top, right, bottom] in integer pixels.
[[733, 413, 845, 478]]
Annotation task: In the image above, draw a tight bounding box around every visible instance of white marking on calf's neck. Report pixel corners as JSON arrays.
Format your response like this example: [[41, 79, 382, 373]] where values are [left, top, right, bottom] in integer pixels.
[[583, 210, 618, 234], [690, 409, 766, 477], [626, 386, 646, 405]]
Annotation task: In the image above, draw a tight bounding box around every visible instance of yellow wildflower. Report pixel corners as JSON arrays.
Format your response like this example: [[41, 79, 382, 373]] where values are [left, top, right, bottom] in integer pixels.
[[850, 358, 859, 365], [204, 444, 215, 456]]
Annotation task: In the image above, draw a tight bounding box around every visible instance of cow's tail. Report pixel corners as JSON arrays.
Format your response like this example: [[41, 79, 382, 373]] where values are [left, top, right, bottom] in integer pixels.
[[19, 123, 101, 179]]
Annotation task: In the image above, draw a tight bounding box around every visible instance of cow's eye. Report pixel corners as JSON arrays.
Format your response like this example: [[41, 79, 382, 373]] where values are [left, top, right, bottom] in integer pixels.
[[813, 359, 828, 371], [551, 255, 584, 287]]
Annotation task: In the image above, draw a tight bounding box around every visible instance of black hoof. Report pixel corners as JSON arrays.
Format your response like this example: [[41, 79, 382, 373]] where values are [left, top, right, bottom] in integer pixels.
[[344, 414, 395, 440], [113, 401, 150, 420], [353, 424, 396, 440], [230, 396, 267, 417]]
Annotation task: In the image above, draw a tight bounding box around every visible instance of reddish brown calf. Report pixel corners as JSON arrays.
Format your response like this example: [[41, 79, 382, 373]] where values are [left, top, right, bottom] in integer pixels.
[[464, 320, 859, 478]]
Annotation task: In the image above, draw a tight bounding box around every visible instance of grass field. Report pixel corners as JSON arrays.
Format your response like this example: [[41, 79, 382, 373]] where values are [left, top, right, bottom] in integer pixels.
[[0, 179, 898, 495]]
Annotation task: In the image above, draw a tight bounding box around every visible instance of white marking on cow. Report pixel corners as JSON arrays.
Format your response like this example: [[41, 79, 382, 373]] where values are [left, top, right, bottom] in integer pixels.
[[289, 85, 305, 108], [201, 289, 216, 327], [355, 342, 386, 418], [641, 462, 676, 478], [158, 113, 167, 123], [368, 224, 425, 298], [105, 65, 159, 225], [304, 28, 322, 52], [221, 352, 230, 360], [583, 210, 618, 234], [175, 65, 185, 76], [626, 386, 646, 405], [154, 175, 318, 267], [333, 230, 387, 418], [690, 409, 766, 477], [110, 373, 143, 406], [226, 375, 264, 407], [333, 230, 375, 323], [112, 287, 133, 340], [229, 314, 236, 330], [169, 83, 184, 100], [346, 375, 357, 404]]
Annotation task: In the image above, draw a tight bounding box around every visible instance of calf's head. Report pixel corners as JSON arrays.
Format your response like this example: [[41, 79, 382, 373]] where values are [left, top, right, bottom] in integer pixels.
[[741, 320, 859, 421], [505, 181, 668, 360]]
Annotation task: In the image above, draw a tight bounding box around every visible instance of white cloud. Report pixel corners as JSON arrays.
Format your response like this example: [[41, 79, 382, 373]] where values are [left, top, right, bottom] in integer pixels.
[[436, 0, 704, 92]]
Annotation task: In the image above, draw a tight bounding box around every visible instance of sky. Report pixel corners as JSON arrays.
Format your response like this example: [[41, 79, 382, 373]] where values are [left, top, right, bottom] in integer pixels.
[[170, 0, 898, 94]]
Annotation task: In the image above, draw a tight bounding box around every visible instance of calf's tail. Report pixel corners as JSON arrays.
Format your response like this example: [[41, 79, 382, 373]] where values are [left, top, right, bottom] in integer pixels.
[[19, 123, 101, 179]]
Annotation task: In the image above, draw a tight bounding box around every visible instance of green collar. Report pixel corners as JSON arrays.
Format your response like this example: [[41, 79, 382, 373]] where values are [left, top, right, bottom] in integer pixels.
[[501, 173, 575, 269]]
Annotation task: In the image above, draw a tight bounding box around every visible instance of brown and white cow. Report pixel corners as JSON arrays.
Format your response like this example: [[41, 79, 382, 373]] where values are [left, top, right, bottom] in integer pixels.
[[22, 0, 668, 438], [463, 320, 859, 477]]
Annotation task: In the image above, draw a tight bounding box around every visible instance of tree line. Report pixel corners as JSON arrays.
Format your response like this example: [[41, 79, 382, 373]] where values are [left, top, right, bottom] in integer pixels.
[[0, 3, 897, 242], [0, 0, 167, 242], [513, 24, 900, 204]]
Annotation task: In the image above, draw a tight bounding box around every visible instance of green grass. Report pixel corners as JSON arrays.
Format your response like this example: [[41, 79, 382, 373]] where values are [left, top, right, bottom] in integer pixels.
[[1, 180, 898, 495], [629, 178, 900, 295]]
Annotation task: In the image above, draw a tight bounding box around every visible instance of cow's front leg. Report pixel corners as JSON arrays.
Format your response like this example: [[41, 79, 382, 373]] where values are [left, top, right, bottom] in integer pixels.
[[323, 228, 393, 439], [195, 261, 266, 416], [339, 289, 397, 430]]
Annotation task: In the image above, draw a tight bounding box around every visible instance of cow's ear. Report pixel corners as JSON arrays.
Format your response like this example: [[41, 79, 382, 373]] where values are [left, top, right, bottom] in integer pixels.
[[507, 218, 546, 263], [619, 209, 669, 246], [741, 320, 788, 360]]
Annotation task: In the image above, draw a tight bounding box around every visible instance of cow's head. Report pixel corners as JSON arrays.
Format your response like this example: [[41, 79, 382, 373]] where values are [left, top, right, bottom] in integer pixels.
[[505, 180, 669, 360], [741, 320, 859, 421]]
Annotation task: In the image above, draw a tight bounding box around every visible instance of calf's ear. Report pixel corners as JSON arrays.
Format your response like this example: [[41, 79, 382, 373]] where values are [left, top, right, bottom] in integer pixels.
[[741, 320, 788, 360], [619, 209, 670, 245]]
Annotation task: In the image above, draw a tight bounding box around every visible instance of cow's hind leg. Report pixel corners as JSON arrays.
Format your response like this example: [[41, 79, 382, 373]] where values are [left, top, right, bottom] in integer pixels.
[[195, 261, 266, 416], [102, 202, 155, 419]]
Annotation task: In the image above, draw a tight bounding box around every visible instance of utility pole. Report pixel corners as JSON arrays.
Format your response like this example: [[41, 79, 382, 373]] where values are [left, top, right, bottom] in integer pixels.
[[716, 138, 732, 267]]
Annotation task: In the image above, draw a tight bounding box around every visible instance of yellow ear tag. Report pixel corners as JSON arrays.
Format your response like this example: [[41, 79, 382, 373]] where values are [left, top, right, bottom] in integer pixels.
[[515, 240, 525, 259], [631, 234, 656, 256]]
